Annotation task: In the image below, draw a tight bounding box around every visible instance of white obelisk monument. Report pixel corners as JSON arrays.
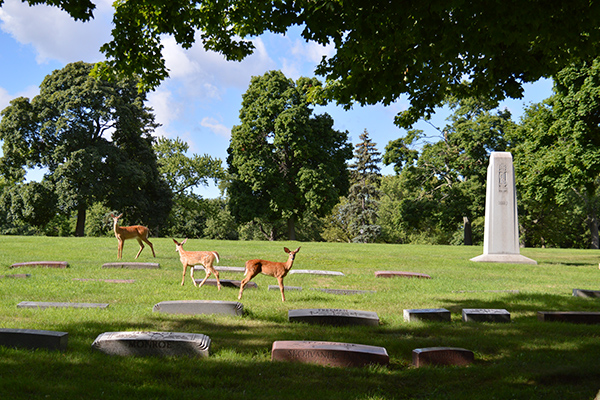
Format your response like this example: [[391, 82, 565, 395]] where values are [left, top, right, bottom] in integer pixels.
[[470, 152, 536, 264]]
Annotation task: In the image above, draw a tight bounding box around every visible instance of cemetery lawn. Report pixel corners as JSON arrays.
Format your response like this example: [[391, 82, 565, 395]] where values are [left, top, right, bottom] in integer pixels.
[[1, 236, 600, 400]]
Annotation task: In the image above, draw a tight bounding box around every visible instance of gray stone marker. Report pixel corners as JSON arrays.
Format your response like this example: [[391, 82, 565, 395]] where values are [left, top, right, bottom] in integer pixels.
[[375, 271, 431, 279], [271, 340, 389, 368], [0, 274, 31, 279], [73, 278, 135, 284], [289, 308, 379, 326], [538, 311, 600, 324], [17, 301, 109, 309], [196, 279, 257, 289], [404, 308, 451, 322], [470, 152, 537, 264], [92, 331, 211, 357], [310, 288, 375, 295], [194, 266, 246, 273], [462, 308, 510, 323], [412, 347, 474, 367], [572, 288, 600, 298], [289, 269, 345, 276], [268, 285, 302, 291], [153, 300, 243, 316], [0, 328, 68, 351], [11, 261, 68, 269], [102, 262, 159, 269]]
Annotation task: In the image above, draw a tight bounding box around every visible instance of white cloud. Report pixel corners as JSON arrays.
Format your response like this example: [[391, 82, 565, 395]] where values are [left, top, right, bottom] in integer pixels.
[[201, 117, 231, 139], [0, 84, 39, 112], [0, 0, 112, 64]]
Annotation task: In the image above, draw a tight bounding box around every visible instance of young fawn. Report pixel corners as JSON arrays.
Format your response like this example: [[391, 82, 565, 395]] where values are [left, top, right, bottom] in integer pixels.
[[173, 239, 221, 290], [111, 213, 155, 259], [238, 247, 301, 302]]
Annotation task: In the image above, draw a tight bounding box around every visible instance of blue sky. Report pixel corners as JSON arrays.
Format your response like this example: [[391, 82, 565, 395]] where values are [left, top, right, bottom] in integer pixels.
[[0, 0, 554, 198]]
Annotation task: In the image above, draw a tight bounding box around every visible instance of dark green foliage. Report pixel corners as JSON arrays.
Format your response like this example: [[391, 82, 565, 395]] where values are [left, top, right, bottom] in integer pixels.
[[227, 70, 352, 240], [382, 96, 512, 245], [509, 58, 600, 248], [0, 62, 171, 236]]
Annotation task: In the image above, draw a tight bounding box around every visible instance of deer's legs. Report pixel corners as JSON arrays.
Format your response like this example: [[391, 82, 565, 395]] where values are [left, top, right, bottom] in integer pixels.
[[277, 276, 286, 302], [135, 238, 145, 259], [181, 264, 188, 286]]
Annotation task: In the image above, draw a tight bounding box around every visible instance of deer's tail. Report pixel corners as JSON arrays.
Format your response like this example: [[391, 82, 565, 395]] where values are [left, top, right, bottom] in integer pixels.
[[212, 252, 220, 263]]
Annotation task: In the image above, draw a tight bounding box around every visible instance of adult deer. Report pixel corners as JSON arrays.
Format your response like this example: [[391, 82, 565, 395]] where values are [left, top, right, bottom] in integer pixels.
[[110, 213, 155, 259], [173, 239, 221, 290], [238, 247, 301, 302]]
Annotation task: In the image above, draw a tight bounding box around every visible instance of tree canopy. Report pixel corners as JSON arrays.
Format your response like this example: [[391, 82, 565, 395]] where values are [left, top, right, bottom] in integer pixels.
[[0, 61, 171, 236], [76, 0, 600, 128], [227, 70, 352, 240]]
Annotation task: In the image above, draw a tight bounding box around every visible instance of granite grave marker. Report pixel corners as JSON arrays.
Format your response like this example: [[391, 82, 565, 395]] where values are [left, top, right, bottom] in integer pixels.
[[271, 340, 389, 368], [92, 331, 211, 357], [153, 300, 243, 316], [0, 328, 68, 351], [288, 308, 379, 326]]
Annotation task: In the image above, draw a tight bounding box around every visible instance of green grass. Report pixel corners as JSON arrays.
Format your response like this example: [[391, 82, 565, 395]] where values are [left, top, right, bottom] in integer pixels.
[[1, 236, 600, 399]]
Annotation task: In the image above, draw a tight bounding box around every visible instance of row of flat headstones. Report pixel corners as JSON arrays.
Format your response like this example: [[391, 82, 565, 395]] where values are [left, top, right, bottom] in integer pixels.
[[5, 300, 600, 368]]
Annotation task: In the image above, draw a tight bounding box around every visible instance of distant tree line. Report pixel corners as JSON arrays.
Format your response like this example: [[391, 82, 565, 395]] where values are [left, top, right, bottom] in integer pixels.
[[2, 62, 600, 248]]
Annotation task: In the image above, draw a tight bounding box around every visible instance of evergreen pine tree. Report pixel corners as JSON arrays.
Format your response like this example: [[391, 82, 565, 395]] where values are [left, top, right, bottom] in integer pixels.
[[343, 130, 382, 243]]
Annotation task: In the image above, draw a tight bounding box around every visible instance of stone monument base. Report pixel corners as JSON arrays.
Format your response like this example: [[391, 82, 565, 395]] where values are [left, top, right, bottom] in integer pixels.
[[470, 253, 537, 265]]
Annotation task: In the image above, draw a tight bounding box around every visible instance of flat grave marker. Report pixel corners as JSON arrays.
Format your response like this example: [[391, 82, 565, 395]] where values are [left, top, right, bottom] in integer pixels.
[[73, 278, 135, 284], [0, 328, 68, 351], [310, 288, 375, 295], [412, 347, 474, 367], [153, 300, 243, 316], [268, 285, 302, 291], [11, 261, 68, 269], [0, 274, 31, 279], [196, 279, 257, 289], [194, 266, 246, 273], [572, 289, 600, 298], [271, 340, 389, 368], [289, 269, 345, 276], [375, 271, 431, 279], [462, 308, 510, 323], [289, 308, 379, 326], [404, 308, 451, 322], [92, 331, 211, 357], [17, 301, 109, 310], [538, 311, 600, 324], [102, 262, 159, 269]]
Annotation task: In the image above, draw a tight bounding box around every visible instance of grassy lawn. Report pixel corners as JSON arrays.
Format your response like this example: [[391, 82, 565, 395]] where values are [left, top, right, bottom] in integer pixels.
[[1, 236, 599, 399]]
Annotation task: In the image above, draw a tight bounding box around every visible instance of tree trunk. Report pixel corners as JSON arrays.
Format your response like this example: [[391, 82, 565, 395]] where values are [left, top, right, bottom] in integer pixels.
[[463, 216, 472, 246], [287, 216, 296, 241], [75, 204, 86, 237], [589, 213, 599, 249]]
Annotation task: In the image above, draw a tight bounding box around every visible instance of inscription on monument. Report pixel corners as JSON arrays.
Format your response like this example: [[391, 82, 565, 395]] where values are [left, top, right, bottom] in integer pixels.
[[271, 340, 389, 368], [92, 331, 211, 357]]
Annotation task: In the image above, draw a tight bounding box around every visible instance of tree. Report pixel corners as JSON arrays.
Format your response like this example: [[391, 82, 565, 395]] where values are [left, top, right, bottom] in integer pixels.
[[339, 130, 382, 243], [509, 58, 600, 248], [227, 70, 352, 240], [83, 0, 600, 129], [14, 1, 600, 129], [0, 62, 171, 236], [383, 96, 512, 244]]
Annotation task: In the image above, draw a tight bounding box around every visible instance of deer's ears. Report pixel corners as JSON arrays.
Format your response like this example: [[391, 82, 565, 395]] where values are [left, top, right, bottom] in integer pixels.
[[172, 239, 178, 244], [284, 247, 301, 253], [182, 238, 188, 244]]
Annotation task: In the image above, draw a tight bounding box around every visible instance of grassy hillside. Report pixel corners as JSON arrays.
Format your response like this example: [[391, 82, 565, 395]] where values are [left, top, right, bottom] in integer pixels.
[[0, 236, 599, 399]]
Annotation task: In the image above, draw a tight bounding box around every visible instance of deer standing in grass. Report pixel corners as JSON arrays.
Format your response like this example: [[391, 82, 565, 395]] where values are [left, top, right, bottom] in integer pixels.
[[111, 213, 155, 259], [173, 239, 221, 290], [238, 247, 301, 302]]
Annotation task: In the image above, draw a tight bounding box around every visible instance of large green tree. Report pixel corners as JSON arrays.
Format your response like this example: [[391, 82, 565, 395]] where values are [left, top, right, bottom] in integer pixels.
[[0, 61, 171, 236], [509, 58, 600, 248], [227, 70, 352, 240]]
